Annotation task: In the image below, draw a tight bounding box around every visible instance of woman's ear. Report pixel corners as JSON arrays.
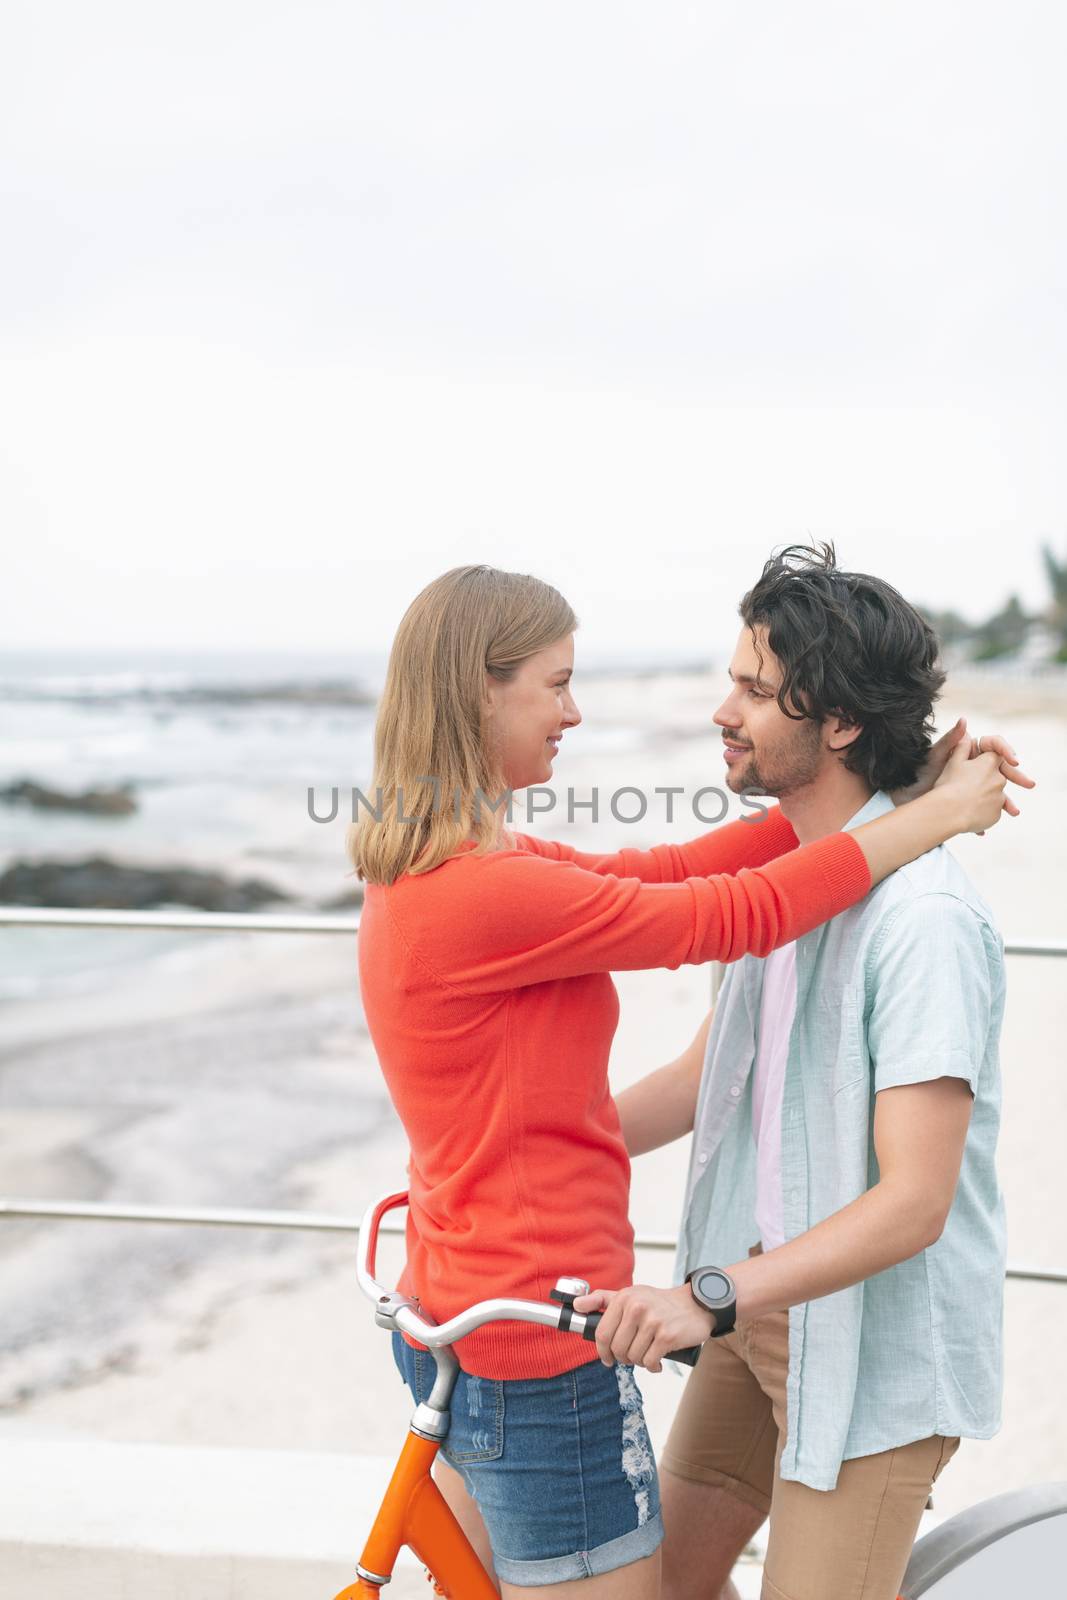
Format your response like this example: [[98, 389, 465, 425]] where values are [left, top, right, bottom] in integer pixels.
[[482, 682, 498, 726], [483, 669, 505, 717]]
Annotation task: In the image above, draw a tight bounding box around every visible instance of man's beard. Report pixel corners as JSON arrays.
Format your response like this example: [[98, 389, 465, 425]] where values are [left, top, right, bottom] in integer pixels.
[[727, 718, 824, 798]]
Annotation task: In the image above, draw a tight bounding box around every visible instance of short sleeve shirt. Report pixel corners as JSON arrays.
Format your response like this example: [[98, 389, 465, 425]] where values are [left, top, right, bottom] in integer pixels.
[[675, 790, 1007, 1491]]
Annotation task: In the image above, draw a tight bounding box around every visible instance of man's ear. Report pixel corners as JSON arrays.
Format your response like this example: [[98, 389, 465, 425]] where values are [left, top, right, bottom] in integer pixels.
[[826, 713, 863, 753]]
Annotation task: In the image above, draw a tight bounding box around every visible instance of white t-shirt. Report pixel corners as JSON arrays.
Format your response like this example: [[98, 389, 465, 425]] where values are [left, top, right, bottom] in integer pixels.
[[751, 941, 798, 1252]]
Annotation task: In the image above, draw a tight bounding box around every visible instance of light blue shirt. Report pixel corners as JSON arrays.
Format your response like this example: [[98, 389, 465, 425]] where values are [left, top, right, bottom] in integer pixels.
[[675, 790, 1007, 1491]]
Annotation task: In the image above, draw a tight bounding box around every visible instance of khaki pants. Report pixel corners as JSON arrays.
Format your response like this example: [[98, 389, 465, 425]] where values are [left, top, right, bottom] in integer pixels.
[[661, 1288, 959, 1600]]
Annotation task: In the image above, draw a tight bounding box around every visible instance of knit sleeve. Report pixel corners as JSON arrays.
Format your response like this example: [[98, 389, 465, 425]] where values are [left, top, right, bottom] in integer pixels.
[[410, 829, 870, 992], [516, 805, 798, 883]]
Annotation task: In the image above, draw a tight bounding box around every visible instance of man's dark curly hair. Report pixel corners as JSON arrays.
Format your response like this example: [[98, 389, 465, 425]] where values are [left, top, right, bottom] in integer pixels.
[[739, 542, 945, 792]]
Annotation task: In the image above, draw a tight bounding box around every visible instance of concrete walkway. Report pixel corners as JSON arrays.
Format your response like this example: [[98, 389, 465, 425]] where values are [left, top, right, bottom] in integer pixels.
[[0, 1430, 771, 1597], [0, 1435, 427, 1599]]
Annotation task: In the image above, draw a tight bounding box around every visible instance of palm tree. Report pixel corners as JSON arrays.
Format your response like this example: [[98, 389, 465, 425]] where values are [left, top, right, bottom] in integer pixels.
[[970, 595, 1032, 662], [1041, 542, 1067, 662]]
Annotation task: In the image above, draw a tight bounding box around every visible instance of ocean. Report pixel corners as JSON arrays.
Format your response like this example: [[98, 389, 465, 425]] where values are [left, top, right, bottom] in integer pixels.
[[0, 643, 714, 1001], [0, 647, 385, 1001]]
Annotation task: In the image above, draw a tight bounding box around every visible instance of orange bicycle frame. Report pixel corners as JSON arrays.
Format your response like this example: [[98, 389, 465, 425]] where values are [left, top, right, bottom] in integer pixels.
[[333, 1425, 496, 1599], [336, 1188, 610, 1598]]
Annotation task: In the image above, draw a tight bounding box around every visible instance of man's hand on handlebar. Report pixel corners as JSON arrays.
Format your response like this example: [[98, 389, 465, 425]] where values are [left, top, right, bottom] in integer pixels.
[[571, 1283, 714, 1373]]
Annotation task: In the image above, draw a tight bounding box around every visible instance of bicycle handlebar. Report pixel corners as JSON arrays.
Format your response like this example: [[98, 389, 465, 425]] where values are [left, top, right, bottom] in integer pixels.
[[577, 1309, 701, 1367], [358, 1190, 700, 1367]]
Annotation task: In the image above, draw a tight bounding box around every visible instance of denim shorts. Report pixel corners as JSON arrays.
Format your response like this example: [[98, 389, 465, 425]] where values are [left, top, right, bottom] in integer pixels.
[[391, 1332, 664, 1586]]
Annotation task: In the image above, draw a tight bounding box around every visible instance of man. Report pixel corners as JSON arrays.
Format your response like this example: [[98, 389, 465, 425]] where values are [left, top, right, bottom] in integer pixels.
[[575, 545, 1029, 1600]]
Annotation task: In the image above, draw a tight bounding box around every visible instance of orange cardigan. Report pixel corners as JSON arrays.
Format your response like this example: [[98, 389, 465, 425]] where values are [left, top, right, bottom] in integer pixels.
[[357, 809, 870, 1378]]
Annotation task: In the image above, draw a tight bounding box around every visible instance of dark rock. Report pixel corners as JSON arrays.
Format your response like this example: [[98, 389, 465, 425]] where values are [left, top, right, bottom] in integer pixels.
[[0, 856, 292, 912], [0, 779, 138, 816]]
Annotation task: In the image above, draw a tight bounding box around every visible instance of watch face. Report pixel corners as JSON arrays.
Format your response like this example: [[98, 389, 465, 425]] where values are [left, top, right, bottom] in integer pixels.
[[695, 1269, 733, 1305]]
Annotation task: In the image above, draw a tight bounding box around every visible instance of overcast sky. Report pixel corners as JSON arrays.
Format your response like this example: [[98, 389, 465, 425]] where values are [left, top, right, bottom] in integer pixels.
[[2, 2, 1065, 659]]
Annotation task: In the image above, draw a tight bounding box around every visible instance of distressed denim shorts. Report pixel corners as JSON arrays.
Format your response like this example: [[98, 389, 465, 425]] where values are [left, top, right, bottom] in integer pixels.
[[391, 1333, 664, 1586]]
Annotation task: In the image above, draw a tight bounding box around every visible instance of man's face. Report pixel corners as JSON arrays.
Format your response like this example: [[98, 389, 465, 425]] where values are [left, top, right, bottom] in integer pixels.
[[713, 625, 826, 797]]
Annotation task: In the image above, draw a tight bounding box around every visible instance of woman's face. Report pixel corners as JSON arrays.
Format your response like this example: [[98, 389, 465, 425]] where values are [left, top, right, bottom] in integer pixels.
[[485, 634, 582, 790]]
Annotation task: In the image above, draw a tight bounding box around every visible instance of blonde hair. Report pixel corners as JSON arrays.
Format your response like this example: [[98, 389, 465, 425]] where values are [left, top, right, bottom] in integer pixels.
[[347, 565, 578, 885]]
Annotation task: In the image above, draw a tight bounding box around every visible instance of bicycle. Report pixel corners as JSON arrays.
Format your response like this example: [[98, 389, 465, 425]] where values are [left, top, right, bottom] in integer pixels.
[[333, 1190, 1067, 1599], [330, 1189, 699, 1598]]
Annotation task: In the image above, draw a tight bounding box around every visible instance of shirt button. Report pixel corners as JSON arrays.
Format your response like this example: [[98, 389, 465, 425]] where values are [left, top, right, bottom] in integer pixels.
[[698, 1152, 709, 1164], [789, 1188, 800, 1203], [729, 1085, 741, 1099]]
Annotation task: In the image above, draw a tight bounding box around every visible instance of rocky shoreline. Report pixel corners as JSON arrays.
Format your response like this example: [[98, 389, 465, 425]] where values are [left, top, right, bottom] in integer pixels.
[[0, 856, 363, 913], [1, 779, 139, 816], [0, 856, 292, 913]]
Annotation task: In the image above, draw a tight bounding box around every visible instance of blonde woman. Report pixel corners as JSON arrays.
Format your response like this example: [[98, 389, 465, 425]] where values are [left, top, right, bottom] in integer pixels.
[[349, 565, 1009, 1600]]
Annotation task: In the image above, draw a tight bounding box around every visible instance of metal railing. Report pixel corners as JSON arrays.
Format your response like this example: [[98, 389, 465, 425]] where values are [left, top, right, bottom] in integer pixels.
[[2, 905, 1065, 1290], [3, 905, 1064, 958], [1, 1197, 1065, 1288], [0, 907, 358, 934]]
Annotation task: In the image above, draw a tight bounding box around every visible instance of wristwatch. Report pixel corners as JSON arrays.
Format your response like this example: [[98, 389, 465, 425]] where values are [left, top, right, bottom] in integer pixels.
[[686, 1266, 737, 1338]]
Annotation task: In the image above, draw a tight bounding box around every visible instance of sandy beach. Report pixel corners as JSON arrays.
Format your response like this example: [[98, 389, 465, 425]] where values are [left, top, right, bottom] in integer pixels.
[[2, 665, 1066, 1547]]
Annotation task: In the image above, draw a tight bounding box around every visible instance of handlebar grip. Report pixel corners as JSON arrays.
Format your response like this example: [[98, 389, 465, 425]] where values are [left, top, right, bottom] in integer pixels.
[[579, 1310, 702, 1367]]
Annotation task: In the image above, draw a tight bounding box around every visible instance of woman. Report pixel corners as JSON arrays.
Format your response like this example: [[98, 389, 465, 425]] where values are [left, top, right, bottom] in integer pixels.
[[349, 565, 1011, 1600]]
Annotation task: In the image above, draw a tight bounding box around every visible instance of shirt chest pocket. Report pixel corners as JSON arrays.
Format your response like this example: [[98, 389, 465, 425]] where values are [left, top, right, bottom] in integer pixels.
[[804, 988, 867, 1096], [832, 990, 869, 1095]]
